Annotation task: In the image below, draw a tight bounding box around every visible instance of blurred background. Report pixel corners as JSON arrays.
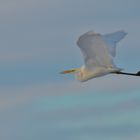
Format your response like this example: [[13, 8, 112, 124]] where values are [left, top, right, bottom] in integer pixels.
[[0, 0, 140, 140]]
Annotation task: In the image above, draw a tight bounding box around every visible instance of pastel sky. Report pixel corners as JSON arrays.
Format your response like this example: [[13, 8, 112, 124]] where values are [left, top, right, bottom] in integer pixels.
[[0, 0, 140, 140]]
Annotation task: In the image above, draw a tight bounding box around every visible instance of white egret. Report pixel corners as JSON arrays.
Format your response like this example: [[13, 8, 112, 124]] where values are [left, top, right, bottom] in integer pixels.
[[61, 30, 140, 82]]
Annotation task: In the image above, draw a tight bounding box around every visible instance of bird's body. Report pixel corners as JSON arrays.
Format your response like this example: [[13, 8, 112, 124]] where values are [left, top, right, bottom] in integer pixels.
[[61, 30, 137, 82], [74, 65, 121, 82]]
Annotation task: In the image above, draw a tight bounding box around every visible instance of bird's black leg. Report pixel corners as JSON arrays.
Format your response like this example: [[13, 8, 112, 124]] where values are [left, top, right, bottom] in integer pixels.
[[114, 71, 140, 76]]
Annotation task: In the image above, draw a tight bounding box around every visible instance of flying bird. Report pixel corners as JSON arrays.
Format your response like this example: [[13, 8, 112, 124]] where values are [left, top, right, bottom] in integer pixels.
[[61, 30, 140, 82]]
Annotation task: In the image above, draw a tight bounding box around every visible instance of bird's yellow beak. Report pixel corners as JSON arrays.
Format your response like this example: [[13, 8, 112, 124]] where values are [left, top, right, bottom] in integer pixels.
[[60, 69, 76, 74]]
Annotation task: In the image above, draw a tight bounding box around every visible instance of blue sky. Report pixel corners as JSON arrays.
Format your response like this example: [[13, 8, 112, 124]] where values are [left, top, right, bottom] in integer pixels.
[[0, 0, 140, 140]]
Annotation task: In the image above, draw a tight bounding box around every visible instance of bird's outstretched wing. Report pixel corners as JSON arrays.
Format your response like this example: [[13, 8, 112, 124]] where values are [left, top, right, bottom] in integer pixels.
[[77, 31, 115, 70], [103, 30, 127, 57]]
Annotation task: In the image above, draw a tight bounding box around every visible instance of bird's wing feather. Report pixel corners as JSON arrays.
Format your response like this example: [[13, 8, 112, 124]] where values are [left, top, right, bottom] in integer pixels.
[[77, 31, 115, 70], [103, 30, 127, 57]]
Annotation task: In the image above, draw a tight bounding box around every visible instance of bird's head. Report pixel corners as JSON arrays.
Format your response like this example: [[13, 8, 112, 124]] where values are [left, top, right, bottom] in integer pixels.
[[60, 67, 87, 82]]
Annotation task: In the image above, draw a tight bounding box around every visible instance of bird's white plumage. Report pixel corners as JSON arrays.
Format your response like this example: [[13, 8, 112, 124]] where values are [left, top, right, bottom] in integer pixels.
[[61, 30, 127, 82], [77, 30, 127, 70], [103, 30, 127, 57]]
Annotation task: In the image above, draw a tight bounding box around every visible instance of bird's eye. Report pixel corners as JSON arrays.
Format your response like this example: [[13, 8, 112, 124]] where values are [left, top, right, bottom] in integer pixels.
[[77, 72, 83, 77]]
